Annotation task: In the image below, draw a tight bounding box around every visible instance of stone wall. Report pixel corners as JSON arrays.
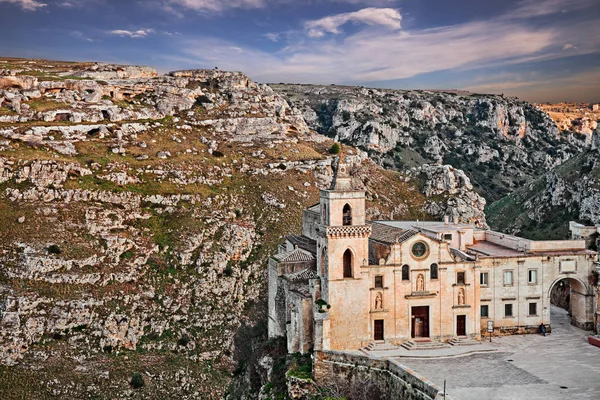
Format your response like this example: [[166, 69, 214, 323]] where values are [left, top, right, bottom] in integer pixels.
[[313, 351, 447, 400]]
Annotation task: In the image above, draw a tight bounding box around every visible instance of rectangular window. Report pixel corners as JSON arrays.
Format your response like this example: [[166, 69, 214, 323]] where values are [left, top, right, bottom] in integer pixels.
[[529, 303, 537, 316], [402, 265, 409, 281], [503, 270, 513, 286], [430, 264, 438, 280], [505, 304, 513, 317], [528, 269, 538, 284], [481, 305, 489, 318], [375, 275, 383, 288], [480, 272, 489, 286], [457, 272, 465, 285], [443, 233, 453, 241]]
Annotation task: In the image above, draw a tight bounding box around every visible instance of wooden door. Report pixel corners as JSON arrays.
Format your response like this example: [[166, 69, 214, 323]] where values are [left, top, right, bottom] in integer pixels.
[[457, 315, 466, 336], [415, 318, 424, 337], [374, 320, 384, 341], [411, 306, 430, 338]]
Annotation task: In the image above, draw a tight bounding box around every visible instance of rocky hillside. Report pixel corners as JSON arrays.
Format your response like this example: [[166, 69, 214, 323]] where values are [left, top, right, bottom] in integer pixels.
[[487, 127, 600, 240], [272, 84, 589, 202], [0, 58, 486, 399]]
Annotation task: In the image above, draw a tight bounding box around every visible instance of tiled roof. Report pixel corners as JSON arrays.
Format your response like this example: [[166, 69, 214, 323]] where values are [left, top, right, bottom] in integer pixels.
[[276, 248, 315, 263], [285, 268, 319, 282], [370, 222, 418, 244]]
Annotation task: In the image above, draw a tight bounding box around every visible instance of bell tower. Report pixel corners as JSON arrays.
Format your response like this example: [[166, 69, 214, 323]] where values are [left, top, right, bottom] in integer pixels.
[[316, 155, 371, 351]]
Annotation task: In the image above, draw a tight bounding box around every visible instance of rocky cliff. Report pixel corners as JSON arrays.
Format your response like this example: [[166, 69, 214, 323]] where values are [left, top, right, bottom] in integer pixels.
[[487, 126, 600, 240], [0, 58, 486, 399], [272, 84, 588, 202]]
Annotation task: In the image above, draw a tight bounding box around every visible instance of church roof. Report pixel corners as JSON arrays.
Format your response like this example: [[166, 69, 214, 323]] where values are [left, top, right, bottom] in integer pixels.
[[287, 235, 317, 255], [285, 268, 319, 282], [307, 203, 320, 212], [370, 222, 419, 244], [275, 247, 315, 263]]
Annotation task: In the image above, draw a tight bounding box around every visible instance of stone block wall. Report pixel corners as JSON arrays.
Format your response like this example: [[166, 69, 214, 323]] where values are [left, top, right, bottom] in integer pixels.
[[313, 351, 448, 400]]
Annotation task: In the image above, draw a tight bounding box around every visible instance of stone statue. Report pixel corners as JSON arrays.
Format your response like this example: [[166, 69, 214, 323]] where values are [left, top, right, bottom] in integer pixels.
[[417, 274, 425, 292], [458, 288, 465, 305], [375, 292, 383, 310]]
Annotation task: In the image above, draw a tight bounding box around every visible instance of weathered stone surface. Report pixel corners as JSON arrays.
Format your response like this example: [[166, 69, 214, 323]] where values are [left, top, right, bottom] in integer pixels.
[[273, 84, 584, 202]]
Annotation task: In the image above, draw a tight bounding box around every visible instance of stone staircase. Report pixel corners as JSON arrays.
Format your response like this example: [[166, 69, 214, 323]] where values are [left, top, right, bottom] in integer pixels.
[[401, 340, 450, 351], [361, 342, 398, 352], [449, 337, 482, 346]]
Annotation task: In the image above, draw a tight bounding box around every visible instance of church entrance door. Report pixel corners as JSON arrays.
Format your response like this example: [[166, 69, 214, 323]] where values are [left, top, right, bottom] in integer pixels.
[[374, 320, 384, 341], [411, 306, 430, 338], [456, 315, 466, 336]]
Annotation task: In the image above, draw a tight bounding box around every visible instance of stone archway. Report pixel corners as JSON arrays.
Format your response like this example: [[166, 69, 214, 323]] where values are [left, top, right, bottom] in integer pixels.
[[549, 277, 594, 330]]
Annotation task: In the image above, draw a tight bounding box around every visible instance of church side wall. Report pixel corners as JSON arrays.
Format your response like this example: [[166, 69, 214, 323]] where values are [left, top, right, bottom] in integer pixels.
[[268, 259, 283, 338], [478, 253, 596, 334]]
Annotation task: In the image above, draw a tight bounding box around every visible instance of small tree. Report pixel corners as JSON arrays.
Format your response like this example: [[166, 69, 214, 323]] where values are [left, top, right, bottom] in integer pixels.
[[48, 244, 61, 255], [130, 372, 145, 389], [329, 143, 341, 154]]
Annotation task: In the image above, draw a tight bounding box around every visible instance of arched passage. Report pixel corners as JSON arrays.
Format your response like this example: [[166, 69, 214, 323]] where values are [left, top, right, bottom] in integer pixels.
[[549, 277, 594, 331]]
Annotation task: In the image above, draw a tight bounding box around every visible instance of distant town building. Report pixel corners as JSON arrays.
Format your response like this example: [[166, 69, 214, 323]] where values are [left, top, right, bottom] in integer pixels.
[[592, 104, 599, 111], [268, 157, 599, 353]]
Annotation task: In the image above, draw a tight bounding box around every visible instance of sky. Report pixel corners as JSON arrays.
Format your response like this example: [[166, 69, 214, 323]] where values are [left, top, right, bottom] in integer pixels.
[[0, 0, 599, 103]]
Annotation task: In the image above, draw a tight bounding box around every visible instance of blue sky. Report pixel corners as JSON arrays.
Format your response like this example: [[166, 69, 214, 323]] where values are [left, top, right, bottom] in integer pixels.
[[0, 0, 599, 102]]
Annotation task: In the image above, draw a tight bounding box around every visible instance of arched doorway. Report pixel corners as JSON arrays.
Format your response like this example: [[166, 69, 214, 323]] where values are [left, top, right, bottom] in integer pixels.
[[549, 277, 594, 331]]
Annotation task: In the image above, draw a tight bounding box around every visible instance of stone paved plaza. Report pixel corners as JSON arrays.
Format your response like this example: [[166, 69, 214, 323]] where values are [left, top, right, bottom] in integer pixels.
[[394, 306, 600, 400]]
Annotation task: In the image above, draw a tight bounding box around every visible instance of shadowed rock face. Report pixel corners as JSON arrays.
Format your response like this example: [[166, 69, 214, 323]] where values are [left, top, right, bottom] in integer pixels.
[[272, 84, 586, 202], [487, 127, 600, 240], [0, 58, 488, 398]]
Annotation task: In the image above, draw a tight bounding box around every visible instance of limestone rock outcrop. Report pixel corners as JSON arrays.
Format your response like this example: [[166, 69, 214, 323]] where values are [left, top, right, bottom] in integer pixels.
[[487, 125, 600, 238], [273, 84, 584, 202]]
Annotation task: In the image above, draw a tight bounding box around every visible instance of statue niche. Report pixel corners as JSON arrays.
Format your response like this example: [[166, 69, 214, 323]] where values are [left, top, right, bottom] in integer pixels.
[[458, 288, 465, 305], [375, 292, 383, 310], [416, 274, 425, 292]]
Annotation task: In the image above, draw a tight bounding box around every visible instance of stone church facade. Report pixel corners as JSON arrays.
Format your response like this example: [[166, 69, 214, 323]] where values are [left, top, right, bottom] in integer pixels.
[[268, 158, 599, 353]]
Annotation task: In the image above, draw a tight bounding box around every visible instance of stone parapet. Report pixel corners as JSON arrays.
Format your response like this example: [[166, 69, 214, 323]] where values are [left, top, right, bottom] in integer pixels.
[[314, 350, 448, 400]]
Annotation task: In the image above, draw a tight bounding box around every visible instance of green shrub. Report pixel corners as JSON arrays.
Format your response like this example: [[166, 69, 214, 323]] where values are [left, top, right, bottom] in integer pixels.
[[329, 143, 341, 154], [130, 372, 145, 389], [224, 263, 234, 277], [178, 334, 191, 347], [48, 245, 61, 255]]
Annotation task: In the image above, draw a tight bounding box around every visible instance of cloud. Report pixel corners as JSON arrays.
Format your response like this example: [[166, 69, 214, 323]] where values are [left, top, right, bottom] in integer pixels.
[[464, 69, 600, 103], [161, 0, 398, 14], [70, 30, 95, 42], [0, 0, 47, 11], [163, 0, 264, 13], [305, 7, 402, 37], [504, 0, 599, 19], [265, 32, 280, 42], [57, 0, 104, 8], [168, 0, 600, 87], [109, 29, 155, 38]]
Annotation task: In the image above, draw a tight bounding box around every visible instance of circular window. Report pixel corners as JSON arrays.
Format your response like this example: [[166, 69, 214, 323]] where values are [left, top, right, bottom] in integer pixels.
[[411, 241, 428, 258]]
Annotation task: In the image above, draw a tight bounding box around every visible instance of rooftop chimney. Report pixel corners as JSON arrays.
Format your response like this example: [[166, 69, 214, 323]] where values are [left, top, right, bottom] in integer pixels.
[[453, 215, 459, 225], [444, 215, 449, 225]]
